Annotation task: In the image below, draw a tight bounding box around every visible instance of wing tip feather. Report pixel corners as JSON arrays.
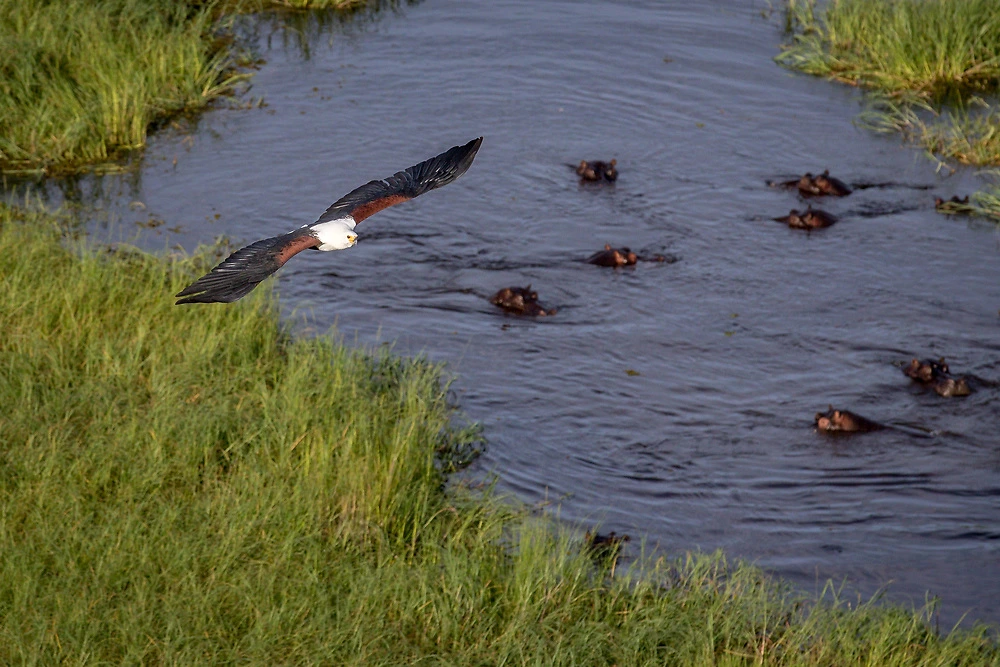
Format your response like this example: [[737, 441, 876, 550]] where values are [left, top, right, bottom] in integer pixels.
[[173, 231, 311, 305]]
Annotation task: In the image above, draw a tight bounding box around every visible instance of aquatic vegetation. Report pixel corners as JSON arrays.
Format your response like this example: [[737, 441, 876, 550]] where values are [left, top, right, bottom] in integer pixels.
[[858, 97, 1000, 221], [856, 97, 1000, 221], [969, 181, 1000, 221], [857, 95, 1000, 167], [1, 203, 998, 663], [930, 181, 1000, 222]]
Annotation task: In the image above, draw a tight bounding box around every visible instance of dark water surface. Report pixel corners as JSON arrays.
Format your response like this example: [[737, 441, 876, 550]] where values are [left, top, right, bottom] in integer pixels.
[[19, 0, 1000, 626]]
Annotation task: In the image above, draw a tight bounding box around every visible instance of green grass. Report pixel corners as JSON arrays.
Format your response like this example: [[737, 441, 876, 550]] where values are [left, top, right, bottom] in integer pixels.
[[857, 94, 1000, 170], [776, 0, 1000, 101], [969, 181, 1000, 220], [0, 0, 371, 176], [0, 0, 245, 174], [930, 179, 1000, 221], [2, 204, 999, 664]]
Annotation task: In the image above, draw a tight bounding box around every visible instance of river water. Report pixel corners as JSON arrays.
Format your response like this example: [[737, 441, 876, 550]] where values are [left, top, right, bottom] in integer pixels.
[[14, 0, 1000, 627]]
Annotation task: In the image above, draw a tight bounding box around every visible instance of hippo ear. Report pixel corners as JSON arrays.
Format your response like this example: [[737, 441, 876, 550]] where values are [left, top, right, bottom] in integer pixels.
[[604, 243, 611, 250], [609, 159, 617, 166]]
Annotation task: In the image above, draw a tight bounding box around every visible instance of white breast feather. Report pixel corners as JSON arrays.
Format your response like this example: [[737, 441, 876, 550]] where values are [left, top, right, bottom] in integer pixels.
[[310, 217, 358, 251]]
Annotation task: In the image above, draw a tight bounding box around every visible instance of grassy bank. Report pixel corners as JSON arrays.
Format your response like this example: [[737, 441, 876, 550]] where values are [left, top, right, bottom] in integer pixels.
[[776, 0, 1000, 220], [2, 205, 999, 664], [776, 0, 1000, 101], [0, 0, 369, 176]]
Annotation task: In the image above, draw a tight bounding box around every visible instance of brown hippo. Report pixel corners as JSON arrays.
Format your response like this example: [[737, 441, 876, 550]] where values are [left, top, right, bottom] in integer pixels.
[[584, 530, 631, 558], [777, 170, 851, 197], [490, 285, 556, 317], [588, 244, 637, 266], [903, 358, 949, 383], [792, 173, 822, 196], [815, 407, 884, 433], [934, 195, 971, 212], [812, 170, 852, 196], [933, 377, 972, 397], [903, 357, 972, 397], [774, 207, 838, 229], [576, 159, 618, 182], [587, 244, 667, 267]]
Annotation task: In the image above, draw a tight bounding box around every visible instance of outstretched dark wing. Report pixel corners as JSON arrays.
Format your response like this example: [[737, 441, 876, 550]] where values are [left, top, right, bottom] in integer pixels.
[[175, 137, 482, 305], [315, 137, 483, 225], [176, 228, 319, 304]]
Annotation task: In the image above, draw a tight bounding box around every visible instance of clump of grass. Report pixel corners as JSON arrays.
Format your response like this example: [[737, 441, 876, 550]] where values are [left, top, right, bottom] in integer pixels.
[[0, 0, 374, 176], [857, 95, 1000, 167], [1, 205, 998, 663], [777, 0, 1000, 101], [917, 107, 1000, 168], [856, 95, 1000, 221], [970, 181, 1000, 220], [930, 180, 1000, 221], [0, 0, 251, 175]]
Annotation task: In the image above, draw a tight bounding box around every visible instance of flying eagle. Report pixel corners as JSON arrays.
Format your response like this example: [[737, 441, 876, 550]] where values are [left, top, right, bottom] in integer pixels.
[[175, 137, 483, 304]]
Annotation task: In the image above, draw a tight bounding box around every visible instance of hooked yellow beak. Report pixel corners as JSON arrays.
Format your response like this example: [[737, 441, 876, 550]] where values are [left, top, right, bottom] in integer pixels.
[[348, 234, 358, 245]]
